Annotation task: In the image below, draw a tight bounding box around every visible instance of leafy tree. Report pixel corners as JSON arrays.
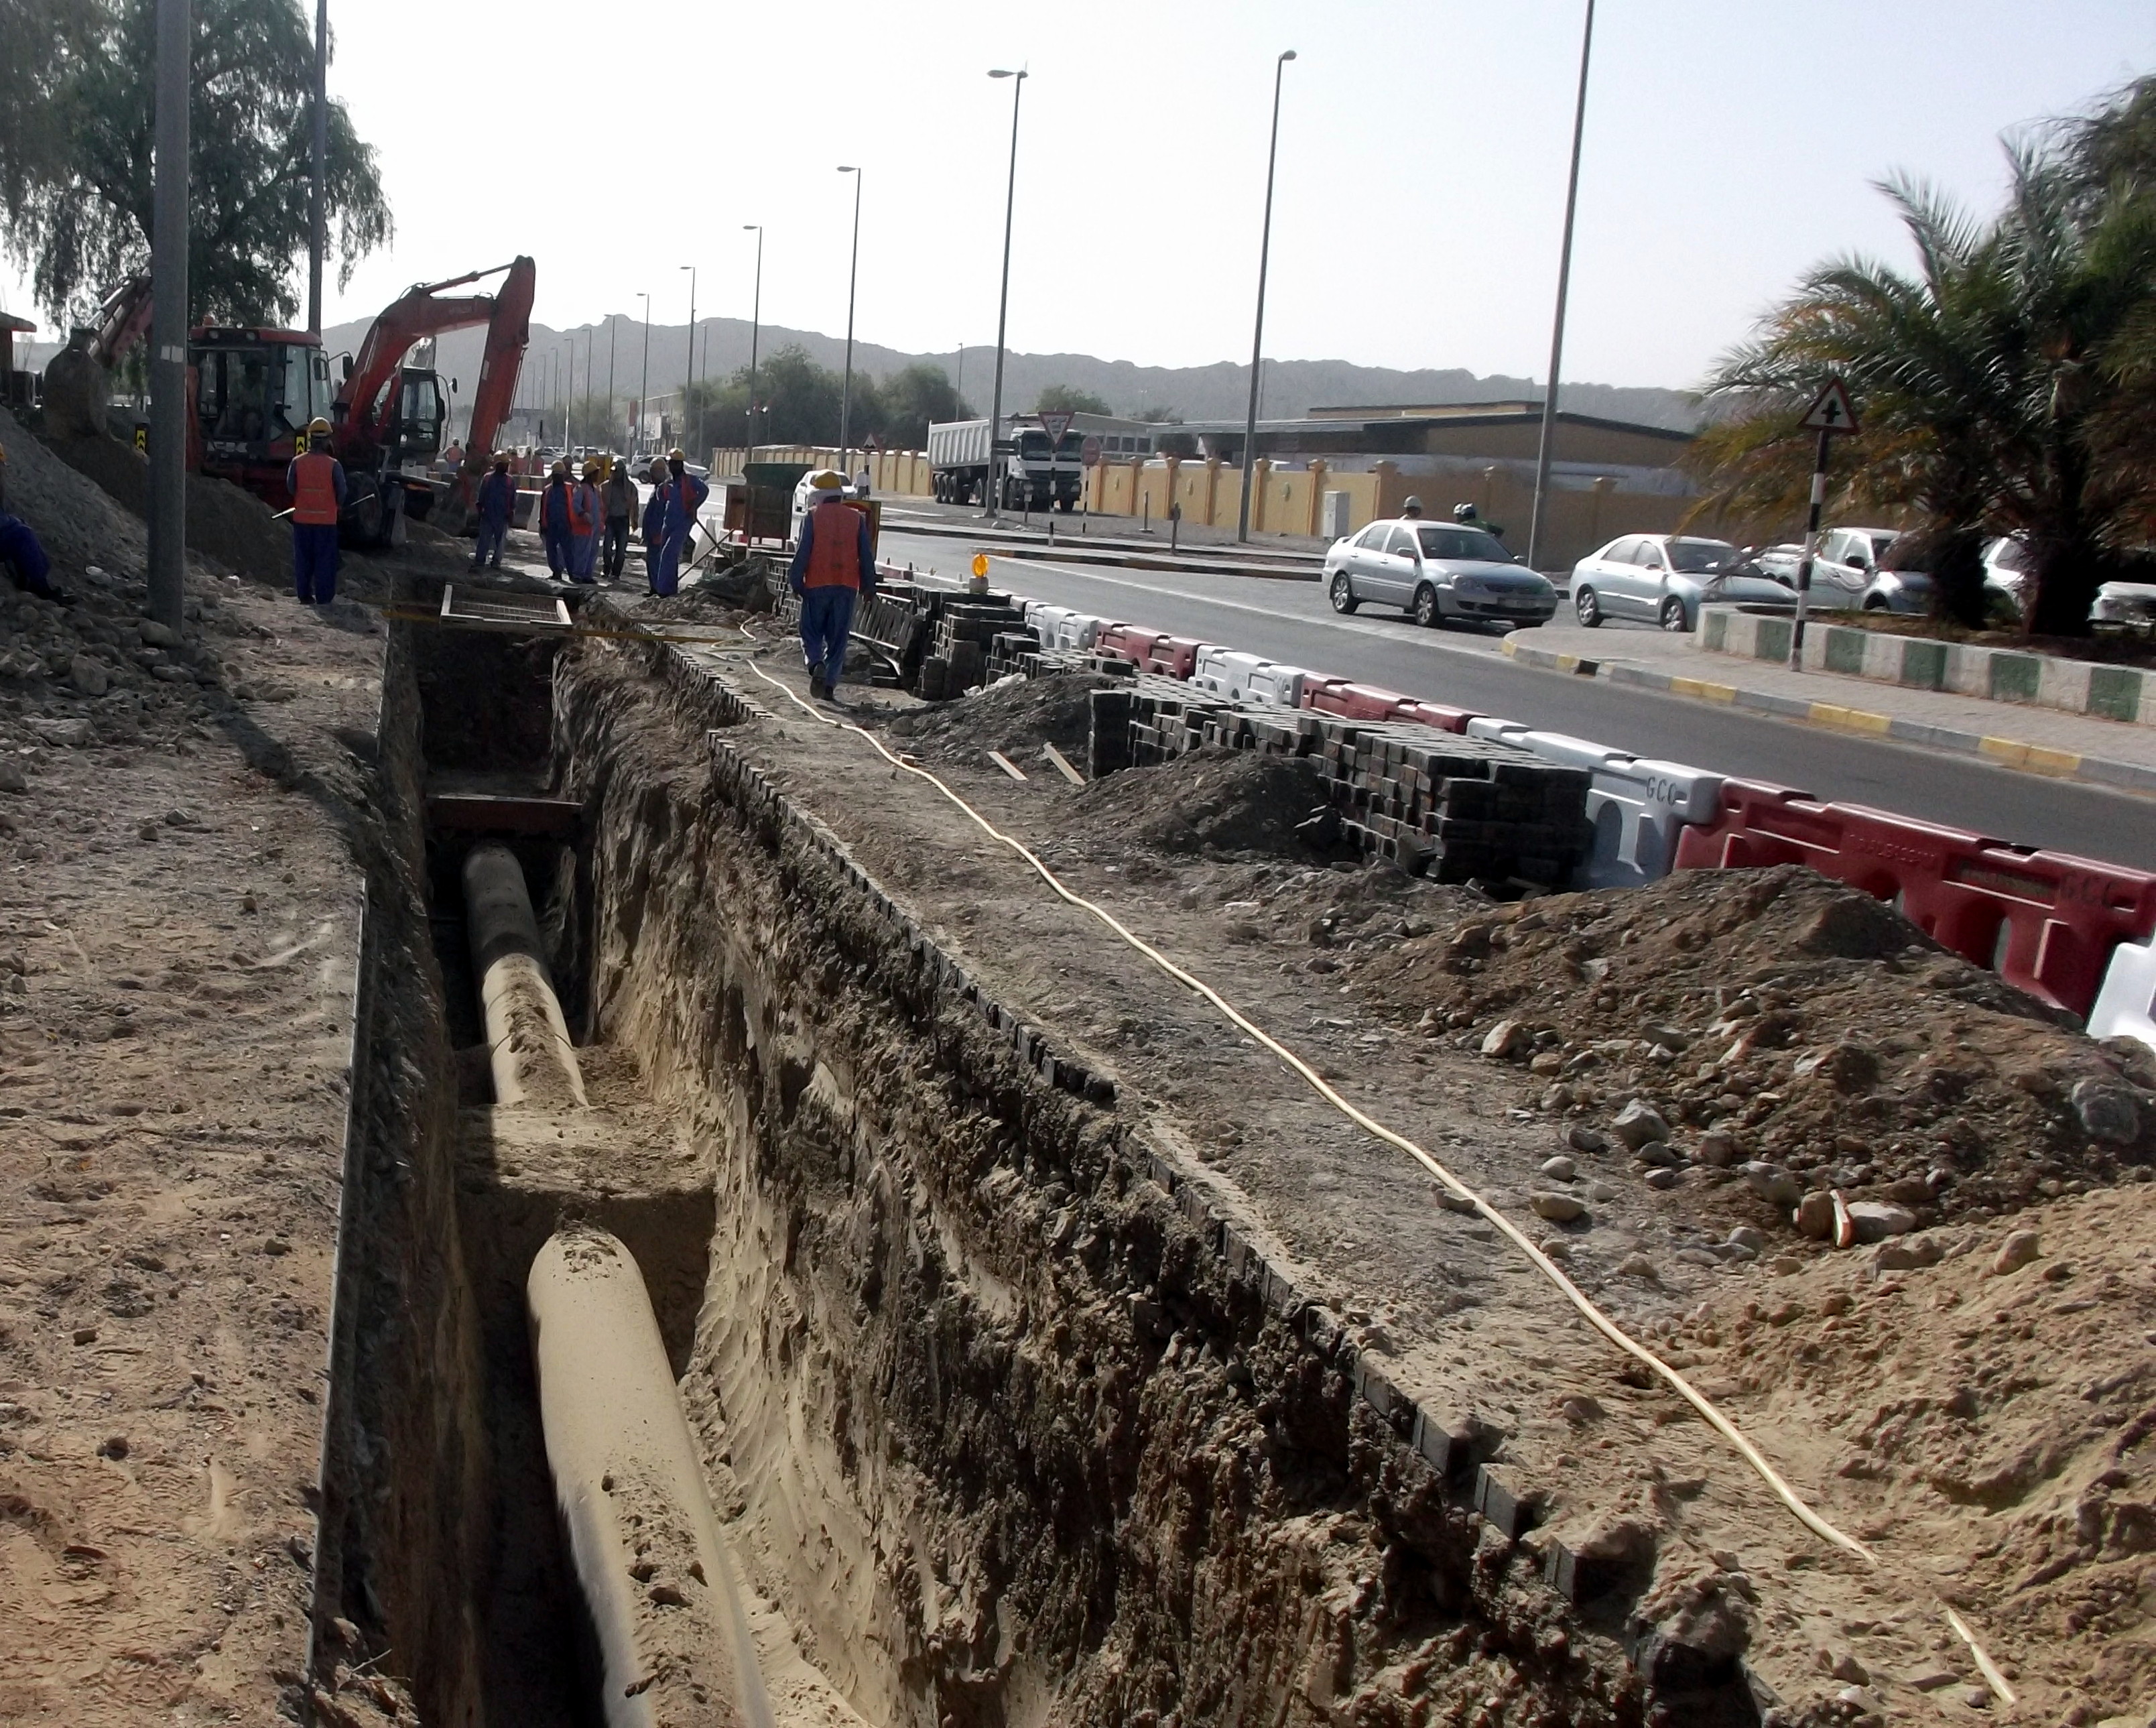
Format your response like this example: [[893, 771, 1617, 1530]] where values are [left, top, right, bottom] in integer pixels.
[[0, 0, 391, 328], [1690, 76, 2156, 635], [879, 362, 966, 449], [1036, 382, 1111, 416], [1133, 404, 1182, 424]]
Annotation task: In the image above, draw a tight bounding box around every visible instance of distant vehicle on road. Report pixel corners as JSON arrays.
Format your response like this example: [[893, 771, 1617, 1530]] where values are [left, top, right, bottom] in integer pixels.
[[1755, 526, 1923, 612], [1324, 518, 1558, 629], [927, 417, 1082, 511], [1569, 534, 1791, 631], [1984, 535, 2156, 630]]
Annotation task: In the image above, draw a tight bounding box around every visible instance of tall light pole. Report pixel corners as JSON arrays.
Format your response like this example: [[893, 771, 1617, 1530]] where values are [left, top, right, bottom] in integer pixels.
[[607, 316, 618, 454], [637, 291, 651, 456], [955, 341, 966, 408], [985, 68, 1027, 519], [306, 0, 326, 336], [1236, 49, 1295, 544], [836, 166, 862, 470], [147, 0, 190, 634], [743, 225, 763, 450], [566, 336, 576, 452], [679, 263, 696, 456], [1527, 0, 1596, 574]]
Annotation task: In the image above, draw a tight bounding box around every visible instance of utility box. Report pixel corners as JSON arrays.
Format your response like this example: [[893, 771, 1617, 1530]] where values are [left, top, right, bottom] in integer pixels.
[[1321, 490, 1352, 541]]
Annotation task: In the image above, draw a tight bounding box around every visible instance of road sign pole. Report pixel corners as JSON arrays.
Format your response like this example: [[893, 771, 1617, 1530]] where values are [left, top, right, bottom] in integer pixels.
[[1790, 428, 1832, 668]]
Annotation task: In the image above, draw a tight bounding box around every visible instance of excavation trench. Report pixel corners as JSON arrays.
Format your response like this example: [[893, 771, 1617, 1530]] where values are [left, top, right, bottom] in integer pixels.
[[315, 590, 1740, 1727]]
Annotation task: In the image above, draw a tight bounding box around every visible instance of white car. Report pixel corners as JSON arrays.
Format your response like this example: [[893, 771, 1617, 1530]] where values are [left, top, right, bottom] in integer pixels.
[[1568, 535, 1793, 631], [1753, 526, 1925, 611], [1323, 518, 1558, 629]]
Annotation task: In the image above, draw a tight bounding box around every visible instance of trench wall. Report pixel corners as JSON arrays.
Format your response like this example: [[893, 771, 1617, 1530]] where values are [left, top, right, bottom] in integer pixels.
[[552, 633, 1657, 1728]]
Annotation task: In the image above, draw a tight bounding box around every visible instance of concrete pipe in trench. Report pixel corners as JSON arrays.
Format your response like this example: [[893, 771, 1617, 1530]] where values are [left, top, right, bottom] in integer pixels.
[[462, 841, 587, 1110], [528, 1227, 772, 1728]]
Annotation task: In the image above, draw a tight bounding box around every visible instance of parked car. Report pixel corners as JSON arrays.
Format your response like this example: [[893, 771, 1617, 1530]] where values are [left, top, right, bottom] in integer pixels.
[[1986, 536, 2156, 629], [1568, 535, 1794, 631], [1324, 519, 1558, 629], [1751, 526, 1925, 611]]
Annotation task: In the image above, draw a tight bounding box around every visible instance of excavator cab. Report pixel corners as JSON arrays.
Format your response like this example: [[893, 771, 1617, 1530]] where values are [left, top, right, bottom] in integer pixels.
[[190, 328, 332, 506]]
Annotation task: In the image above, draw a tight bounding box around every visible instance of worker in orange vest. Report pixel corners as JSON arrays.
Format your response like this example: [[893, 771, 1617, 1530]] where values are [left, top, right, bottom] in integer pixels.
[[284, 418, 347, 605], [568, 458, 603, 584], [786, 470, 878, 701]]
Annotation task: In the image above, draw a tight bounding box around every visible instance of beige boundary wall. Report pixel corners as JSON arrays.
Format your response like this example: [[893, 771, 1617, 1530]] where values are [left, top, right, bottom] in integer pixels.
[[709, 444, 1779, 568]]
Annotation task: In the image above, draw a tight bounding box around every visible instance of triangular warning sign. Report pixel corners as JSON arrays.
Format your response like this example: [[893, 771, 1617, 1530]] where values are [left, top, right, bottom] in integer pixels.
[[1798, 377, 1860, 435], [1037, 410, 1075, 442]]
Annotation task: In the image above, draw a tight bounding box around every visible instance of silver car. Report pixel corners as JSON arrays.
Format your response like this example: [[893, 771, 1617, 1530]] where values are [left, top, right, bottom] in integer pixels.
[[1324, 519, 1558, 629], [1569, 534, 1794, 631]]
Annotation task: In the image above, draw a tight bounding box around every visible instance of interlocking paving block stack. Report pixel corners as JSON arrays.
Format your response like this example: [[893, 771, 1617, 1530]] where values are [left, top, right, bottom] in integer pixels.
[[1087, 682, 1592, 885], [921, 595, 1031, 699]]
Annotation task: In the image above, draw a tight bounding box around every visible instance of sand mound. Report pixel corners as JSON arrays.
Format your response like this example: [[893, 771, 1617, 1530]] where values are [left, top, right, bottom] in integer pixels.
[[0, 404, 148, 576]]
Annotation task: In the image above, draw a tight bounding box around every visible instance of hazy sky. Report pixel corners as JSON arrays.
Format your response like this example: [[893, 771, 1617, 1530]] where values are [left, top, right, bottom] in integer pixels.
[[5, 0, 2151, 391]]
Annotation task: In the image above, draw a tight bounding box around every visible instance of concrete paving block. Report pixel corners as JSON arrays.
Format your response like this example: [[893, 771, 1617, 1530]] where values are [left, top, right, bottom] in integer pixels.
[[1474, 1463, 1543, 1540], [1353, 1355, 1406, 1428], [1409, 1404, 1474, 1479], [1262, 1265, 1306, 1317]]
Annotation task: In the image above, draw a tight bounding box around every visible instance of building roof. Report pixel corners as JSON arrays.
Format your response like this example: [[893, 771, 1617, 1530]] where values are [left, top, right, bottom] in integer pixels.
[[1171, 406, 1696, 444], [0, 313, 36, 335]]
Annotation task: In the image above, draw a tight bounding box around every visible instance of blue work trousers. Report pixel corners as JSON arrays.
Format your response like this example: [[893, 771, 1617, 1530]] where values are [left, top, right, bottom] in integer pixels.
[[542, 523, 572, 576], [293, 522, 340, 603], [648, 529, 687, 597], [569, 530, 598, 583], [472, 520, 508, 567], [800, 584, 859, 690]]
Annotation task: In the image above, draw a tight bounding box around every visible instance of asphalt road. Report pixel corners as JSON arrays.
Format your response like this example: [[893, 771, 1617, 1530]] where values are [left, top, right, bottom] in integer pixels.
[[876, 526, 2156, 870]]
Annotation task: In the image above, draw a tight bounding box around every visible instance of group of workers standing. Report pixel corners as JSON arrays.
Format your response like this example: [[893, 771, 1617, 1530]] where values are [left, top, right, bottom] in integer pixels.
[[523, 451, 707, 597]]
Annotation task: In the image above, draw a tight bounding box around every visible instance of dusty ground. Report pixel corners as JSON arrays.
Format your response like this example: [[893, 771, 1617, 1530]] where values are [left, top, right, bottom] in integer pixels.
[[644, 615, 2156, 1725], [0, 416, 450, 1724]]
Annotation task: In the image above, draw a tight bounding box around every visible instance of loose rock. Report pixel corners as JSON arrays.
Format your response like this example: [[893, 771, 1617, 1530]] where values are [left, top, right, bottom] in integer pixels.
[[2070, 1077, 2140, 1145], [1611, 1099, 1670, 1150], [1795, 1191, 1837, 1240], [1990, 1229, 2041, 1276], [1846, 1200, 1917, 1243], [1529, 1190, 1586, 1223], [1740, 1162, 1801, 1209], [1480, 1018, 1528, 1060], [1566, 1124, 1608, 1155], [1539, 1156, 1577, 1182]]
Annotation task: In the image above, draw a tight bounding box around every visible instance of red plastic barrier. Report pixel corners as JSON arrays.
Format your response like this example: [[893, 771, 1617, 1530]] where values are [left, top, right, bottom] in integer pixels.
[[1140, 635, 1206, 680], [1094, 623, 1161, 665], [1303, 680, 1415, 721], [1675, 779, 2156, 1016], [1404, 700, 1478, 733]]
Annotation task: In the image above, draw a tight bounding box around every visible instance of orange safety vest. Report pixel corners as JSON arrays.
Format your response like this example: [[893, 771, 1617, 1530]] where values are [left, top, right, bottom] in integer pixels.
[[568, 481, 596, 536], [805, 499, 866, 590], [290, 451, 340, 526]]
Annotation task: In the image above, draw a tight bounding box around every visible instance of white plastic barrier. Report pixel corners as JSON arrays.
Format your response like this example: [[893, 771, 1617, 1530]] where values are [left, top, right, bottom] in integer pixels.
[[1190, 643, 1234, 696], [1053, 612, 1108, 652], [1470, 721, 1722, 890], [1243, 662, 1312, 708], [2090, 935, 2156, 1055], [1027, 604, 1073, 647]]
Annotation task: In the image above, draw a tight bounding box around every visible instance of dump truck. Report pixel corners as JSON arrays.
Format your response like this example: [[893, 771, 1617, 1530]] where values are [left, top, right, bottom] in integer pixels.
[[927, 416, 1082, 511]]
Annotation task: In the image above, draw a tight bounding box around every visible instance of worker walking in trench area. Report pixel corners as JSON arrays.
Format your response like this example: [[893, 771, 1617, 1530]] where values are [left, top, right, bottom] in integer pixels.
[[568, 459, 604, 584], [647, 450, 708, 599], [540, 458, 574, 578], [788, 470, 878, 702], [600, 457, 637, 582], [470, 451, 515, 571], [286, 418, 347, 605]]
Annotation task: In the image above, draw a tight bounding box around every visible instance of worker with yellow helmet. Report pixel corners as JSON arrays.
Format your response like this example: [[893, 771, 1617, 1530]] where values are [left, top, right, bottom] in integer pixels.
[[285, 417, 346, 604]]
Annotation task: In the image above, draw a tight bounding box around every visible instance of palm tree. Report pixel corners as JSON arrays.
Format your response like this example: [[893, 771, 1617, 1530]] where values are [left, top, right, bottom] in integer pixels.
[[1689, 80, 2156, 636]]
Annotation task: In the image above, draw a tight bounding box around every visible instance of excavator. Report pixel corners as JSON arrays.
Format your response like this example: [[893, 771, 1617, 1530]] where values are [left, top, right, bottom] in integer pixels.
[[82, 257, 534, 545]]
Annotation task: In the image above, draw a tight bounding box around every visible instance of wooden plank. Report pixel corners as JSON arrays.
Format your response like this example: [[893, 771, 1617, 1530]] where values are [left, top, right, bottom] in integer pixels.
[[1040, 742, 1085, 785], [987, 749, 1028, 782]]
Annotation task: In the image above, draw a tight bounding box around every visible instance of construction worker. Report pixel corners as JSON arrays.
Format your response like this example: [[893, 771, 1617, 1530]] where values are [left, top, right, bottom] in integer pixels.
[[600, 456, 637, 581], [1400, 496, 1425, 519], [539, 458, 573, 578], [0, 509, 72, 607], [568, 459, 603, 584], [286, 418, 347, 605], [470, 451, 515, 571], [648, 450, 708, 598], [787, 470, 877, 702]]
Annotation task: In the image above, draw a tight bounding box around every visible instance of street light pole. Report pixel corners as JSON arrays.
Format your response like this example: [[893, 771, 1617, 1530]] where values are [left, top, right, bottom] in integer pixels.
[[1526, 0, 1596, 574], [637, 291, 651, 456], [679, 263, 696, 457], [147, 0, 190, 634], [1236, 48, 1295, 544], [836, 166, 861, 472], [607, 316, 617, 453], [743, 225, 763, 450], [306, 0, 325, 336], [985, 67, 1027, 521]]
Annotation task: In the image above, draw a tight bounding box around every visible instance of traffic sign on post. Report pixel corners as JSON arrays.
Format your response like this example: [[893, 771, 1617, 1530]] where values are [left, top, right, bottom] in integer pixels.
[[1037, 410, 1074, 442], [1080, 434, 1102, 465], [1798, 377, 1860, 436], [1790, 376, 1859, 668]]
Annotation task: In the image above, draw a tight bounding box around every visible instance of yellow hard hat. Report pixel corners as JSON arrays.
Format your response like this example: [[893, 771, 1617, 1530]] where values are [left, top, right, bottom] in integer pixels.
[[810, 470, 846, 491], [668, 447, 686, 462], [308, 417, 332, 437]]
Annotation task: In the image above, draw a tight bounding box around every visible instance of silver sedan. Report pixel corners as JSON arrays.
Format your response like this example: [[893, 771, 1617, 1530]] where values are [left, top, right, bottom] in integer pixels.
[[1324, 519, 1559, 629]]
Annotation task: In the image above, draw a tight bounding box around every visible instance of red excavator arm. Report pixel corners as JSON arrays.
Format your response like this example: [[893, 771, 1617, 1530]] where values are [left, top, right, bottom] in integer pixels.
[[89, 276, 155, 371], [332, 256, 533, 466]]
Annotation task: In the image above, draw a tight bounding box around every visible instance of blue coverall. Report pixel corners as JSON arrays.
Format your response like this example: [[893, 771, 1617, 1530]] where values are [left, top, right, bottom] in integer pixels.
[[472, 469, 515, 568], [539, 479, 572, 576], [647, 471, 708, 597]]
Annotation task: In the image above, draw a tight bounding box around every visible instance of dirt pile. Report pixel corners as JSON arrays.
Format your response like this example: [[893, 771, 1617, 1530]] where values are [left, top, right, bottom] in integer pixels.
[[1070, 743, 1344, 857], [1350, 863, 2155, 1233], [0, 404, 147, 575], [877, 665, 1113, 765]]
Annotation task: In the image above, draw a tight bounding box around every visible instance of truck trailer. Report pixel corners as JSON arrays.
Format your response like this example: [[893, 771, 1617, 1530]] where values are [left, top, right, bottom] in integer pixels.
[[928, 416, 1083, 511]]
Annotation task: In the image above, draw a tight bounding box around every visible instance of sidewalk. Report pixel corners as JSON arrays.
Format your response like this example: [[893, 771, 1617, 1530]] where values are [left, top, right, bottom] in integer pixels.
[[1503, 623, 2156, 798]]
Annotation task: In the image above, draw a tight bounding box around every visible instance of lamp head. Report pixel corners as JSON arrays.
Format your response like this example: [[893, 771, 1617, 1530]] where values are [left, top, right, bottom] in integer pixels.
[[1280, 48, 1297, 61], [837, 164, 857, 174], [989, 67, 1023, 78]]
